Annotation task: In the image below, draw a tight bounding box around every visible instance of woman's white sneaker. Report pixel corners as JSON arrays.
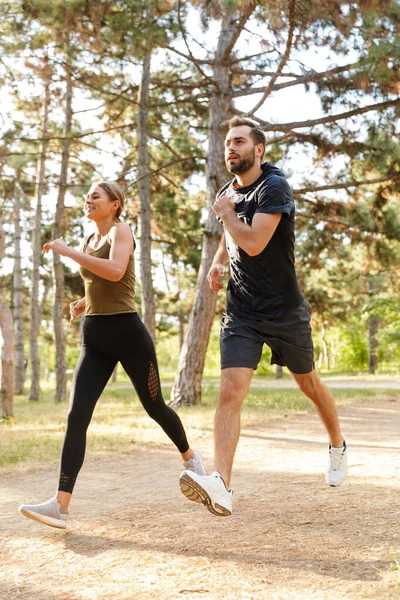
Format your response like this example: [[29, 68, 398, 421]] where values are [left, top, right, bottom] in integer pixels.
[[325, 440, 347, 487], [183, 451, 206, 476], [19, 497, 69, 529], [179, 470, 233, 516]]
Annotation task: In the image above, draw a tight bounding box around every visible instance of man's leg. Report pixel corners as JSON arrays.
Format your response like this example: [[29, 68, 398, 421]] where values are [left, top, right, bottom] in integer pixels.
[[179, 311, 262, 514], [179, 367, 253, 516], [214, 367, 254, 488], [290, 368, 344, 447]]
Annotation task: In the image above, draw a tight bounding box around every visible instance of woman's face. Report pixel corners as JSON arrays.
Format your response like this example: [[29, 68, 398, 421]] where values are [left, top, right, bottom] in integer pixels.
[[84, 185, 119, 222]]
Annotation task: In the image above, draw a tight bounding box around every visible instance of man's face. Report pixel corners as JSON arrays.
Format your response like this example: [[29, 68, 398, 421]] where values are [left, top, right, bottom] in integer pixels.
[[224, 125, 262, 174]]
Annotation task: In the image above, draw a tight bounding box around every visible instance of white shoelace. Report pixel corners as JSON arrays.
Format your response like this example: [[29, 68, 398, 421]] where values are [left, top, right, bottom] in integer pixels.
[[329, 447, 345, 470]]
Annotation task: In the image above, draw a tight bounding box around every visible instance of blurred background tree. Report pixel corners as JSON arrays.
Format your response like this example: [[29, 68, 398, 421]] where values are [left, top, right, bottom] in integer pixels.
[[0, 0, 399, 414]]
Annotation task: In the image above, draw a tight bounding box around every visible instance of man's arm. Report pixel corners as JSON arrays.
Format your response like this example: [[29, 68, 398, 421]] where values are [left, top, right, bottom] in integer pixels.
[[212, 195, 281, 256], [207, 233, 229, 292], [212, 233, 229, 267]]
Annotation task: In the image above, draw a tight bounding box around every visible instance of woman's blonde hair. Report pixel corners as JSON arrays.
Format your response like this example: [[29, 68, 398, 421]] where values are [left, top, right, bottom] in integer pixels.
[[95, 181, 125, 221]]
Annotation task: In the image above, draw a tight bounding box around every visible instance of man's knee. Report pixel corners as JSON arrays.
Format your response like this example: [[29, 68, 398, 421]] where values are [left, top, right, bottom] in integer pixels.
[[219, 382, 247, 409], [291, 369, 318, 395], [218, 367, 252, 409]]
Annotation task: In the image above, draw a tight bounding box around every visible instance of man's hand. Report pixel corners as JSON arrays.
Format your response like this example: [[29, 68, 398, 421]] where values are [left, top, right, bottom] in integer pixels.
[[207, 264, 225, 292], [70, 298, 86, 322], [212, 194, 235, 220], [43, 237, 71, 257]]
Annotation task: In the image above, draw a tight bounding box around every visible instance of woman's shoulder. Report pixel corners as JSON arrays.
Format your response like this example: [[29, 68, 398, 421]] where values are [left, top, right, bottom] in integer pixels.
[[108, 222, 135, 249], [108, 222, 132, 237]]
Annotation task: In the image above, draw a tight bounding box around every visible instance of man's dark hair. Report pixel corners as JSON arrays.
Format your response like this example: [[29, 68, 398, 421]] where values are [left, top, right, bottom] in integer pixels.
[[228, 116, 266, 158]]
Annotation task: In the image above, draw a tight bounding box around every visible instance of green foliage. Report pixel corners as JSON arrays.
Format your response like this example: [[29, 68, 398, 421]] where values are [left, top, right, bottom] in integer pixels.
[[1, 0, 400, 390], [2, 380, 397, 471]]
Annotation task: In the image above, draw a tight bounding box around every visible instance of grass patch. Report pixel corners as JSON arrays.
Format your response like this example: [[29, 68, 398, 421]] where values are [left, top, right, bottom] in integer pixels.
[[1, 381, 398, 473]]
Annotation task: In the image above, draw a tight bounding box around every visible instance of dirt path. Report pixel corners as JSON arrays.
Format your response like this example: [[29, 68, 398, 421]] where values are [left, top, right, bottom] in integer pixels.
[[1, 399, 399, 600]]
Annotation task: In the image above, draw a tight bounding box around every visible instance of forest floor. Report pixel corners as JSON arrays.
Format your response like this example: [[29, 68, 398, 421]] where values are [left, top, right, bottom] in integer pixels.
[[1, 397, 399, 600]]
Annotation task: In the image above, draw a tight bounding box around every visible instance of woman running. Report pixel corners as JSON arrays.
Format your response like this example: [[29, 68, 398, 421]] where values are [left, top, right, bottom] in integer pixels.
[[19, 181, 204, 529]]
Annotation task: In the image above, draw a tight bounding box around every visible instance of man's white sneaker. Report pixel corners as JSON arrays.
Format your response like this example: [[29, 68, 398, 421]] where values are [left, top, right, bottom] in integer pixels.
[[19, 497, 69, 529], [326, 440, 347, 487], [183, 451, 206, 476], [179, 470, 233, 516]]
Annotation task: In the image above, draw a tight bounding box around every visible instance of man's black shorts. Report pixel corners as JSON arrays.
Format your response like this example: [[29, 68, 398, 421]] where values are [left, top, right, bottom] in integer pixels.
[[220, 300, 314, 374]]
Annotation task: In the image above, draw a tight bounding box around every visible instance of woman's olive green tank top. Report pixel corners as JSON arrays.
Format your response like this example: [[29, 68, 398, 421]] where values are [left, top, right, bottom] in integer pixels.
[[80, 230, 137, 316]]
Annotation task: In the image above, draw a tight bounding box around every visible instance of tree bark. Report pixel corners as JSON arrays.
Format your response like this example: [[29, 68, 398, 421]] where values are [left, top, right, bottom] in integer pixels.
[[367, 279, 379, 374], [52, 61, 73, 403], [368, 316, 379, 374], [12, 184, 25, 395], [320, 315, 330, 371], [170, 8, 252, 406], [178, 309, 185, 350], [275, 365, 283, 379], [0, 222, 15, 417], [137, 45, 156, 342], [29, 72, 51, 401]]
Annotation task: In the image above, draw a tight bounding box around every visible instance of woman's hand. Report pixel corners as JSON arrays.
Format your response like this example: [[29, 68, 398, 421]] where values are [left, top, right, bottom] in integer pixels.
[[43, 237, 71, 257], [70, 298, 86, 322]]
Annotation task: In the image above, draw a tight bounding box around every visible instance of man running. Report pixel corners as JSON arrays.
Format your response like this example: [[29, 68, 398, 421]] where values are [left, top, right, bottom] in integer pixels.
[[179, 117, 347, 517]]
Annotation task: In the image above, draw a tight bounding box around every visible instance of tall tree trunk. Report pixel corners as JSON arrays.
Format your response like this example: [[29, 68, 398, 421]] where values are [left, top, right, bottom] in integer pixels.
[[320, 315, 330, 371], [12, 184, 25, 395], [171, 12, 245, 406], [29, 73, 51, 401], [52, 61, 73, 403], [0, 222, 15, 417], [137, 45, 156, 342], [275, 365, 283, 379], [367, 279, 379, 374], [178, 309, 185, 351], [368, 315, 379, 374]]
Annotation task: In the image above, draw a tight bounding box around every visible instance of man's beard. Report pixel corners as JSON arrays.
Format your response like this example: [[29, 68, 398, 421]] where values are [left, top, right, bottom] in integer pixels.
[[226, 147, 256, 174]]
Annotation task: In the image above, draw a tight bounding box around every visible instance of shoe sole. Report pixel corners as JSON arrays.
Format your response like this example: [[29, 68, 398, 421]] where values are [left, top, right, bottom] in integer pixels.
[[179, 473, 231, 517], [19, 507, 67, 529], [326, 479, 346, 487]]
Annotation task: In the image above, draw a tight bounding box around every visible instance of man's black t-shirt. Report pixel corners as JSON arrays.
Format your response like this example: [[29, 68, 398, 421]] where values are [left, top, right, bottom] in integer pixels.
[[217, 162, 303, 319]]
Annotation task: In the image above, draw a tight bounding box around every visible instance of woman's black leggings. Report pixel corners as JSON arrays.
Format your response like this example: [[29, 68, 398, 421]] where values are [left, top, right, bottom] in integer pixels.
[[58, 313, 189, 494]]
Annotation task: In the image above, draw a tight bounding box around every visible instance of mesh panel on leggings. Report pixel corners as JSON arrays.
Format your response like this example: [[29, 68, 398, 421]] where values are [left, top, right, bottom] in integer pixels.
[[148, 362, 159, 401], [59, 472, 76, 492], [177, 430, 188, 451]]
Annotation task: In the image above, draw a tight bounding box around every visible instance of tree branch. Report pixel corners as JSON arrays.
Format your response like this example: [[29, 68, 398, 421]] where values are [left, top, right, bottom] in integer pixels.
[[125, 157, 201, 190], [150, 78, 204, 90], [72, 102, 106, 115], [233, 61, 361, 98], [229, 49, 277, 65], [177, 0, 216, 89], [12, 122, 137, 144], [272, 61, 361, 92], [72, 74, 139, 106], [247, 98, 400, 132], [265, 132, 296, 146], [70, 152, 104, 178], [149, 134, 182, 158], [296, 211, 353, 228], [232, 68, 300, 78], [246, 0, 297, 116], [163, 45, 211, 65], [294, 174, 400, 195], [219, 1, 259, 65]]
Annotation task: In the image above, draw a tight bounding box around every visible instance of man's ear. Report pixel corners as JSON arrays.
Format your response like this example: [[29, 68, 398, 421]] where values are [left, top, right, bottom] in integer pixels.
[[256, 143, 264, 158]]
